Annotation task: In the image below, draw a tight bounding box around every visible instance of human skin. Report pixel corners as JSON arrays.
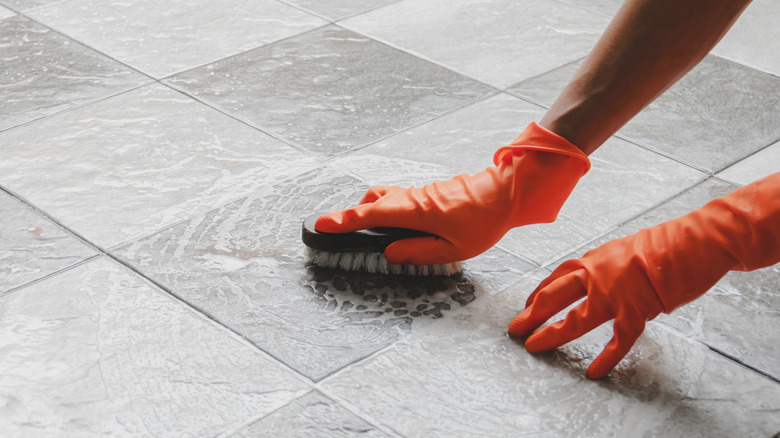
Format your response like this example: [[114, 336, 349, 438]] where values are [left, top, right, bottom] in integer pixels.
[[540, 0, 753, 155]]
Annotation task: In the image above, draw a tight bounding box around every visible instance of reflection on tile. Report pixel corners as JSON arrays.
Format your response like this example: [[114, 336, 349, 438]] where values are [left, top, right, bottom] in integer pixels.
[[502, 135, 704, 265], [322, 273, 780, 437], [0, 16, 148, 132], [0, 5, 14, 18], [168, 25, 495, 157], [509, 55, 780, 172], [284, 0, 400, 21], [549, 178, 780, 379], [113, 167, 531, 380], [0, 84, 315, 249], [0, 192, 96, 294], [717, 142, 780, 185], [556, 0, 622, 17], [341, 0, 610, 88], [0, 0, 59, 12], [713, 0, 780, 76], [29, 0, 326, 78], [231, 391, 389, 438], [334, 94, 547, 181], [0, 257, 308, 437]]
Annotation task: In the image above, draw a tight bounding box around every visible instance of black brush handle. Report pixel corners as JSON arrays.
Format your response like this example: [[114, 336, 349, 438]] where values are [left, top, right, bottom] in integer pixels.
[[301, 213, 434, 253]]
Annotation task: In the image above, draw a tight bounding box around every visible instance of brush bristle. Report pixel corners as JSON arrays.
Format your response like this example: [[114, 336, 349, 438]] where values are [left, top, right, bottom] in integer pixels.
[[305, 247, 461, 276]]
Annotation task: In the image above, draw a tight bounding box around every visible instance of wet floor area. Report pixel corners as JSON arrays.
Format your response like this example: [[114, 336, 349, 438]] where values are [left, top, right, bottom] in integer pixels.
[[1, 0, 779, 436]]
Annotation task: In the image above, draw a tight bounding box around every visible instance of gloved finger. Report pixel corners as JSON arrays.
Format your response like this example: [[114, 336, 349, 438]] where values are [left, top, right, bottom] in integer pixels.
[[315, 203, 379, 233], [523, 299, 610, 353], [585, 316, 646, 379], [525, 259, 582, 308], [507, 273, 586, 338], [384, 235, 460, 265], [359, 185, 393, 204]]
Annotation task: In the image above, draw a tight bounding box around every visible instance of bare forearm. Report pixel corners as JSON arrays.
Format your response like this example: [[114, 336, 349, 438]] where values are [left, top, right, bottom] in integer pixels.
[[540, 0, 752, 155]]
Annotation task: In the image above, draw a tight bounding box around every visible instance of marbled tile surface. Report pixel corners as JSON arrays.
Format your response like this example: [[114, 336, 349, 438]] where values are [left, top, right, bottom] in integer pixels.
[[0, 256, 308, 437], [0, 83, 316, 249], [168, 25, 495, 157], [713, 0, 780, 76], [230, 390, 391, 438], [0, 0, 60, 12], [113, 166, 533, 381], [718, 142, 780, 185], [0, 5, 14, 18], [284, 0, 400, 21], [549, 178, 780, 380], [4, 1, 779, 435], [29, 0, 326, 78], [341, 0, 610, 89], [0, 191, 96, 294], [0, 16, 148, 132], [509, 55, 780, 172], [322, 272, 780, 437]]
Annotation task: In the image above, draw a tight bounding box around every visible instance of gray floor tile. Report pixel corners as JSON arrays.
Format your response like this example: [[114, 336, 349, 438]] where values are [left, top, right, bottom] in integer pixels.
[[0, 0, 60, 12], [713, 0, 780, 76], [717, 141, 780, 185], [322, 272, 780, 437], [341, 0, 610, 89], [0, 257, 308, 437], [0, 191, 96, 294], [556, 0, 621, 17], [509, 55, 780, 172], [549, 178, 780, 379], [29, 0, 326, 78], [230, 391, 390, 438], [0, 83, 316, 249], [0, 5, 14, 18], [113, 166, 532, 381], [283, 0, 400, 21], [168, 25, 495, 157], [0, 16, 148, 132]]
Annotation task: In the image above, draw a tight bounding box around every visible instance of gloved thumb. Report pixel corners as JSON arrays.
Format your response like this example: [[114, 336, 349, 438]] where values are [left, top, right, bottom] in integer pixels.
[[384, 235, 460, 265]]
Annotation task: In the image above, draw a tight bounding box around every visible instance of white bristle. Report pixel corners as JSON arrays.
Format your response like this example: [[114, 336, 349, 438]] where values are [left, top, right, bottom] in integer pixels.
[[305, 247, 461, 276]]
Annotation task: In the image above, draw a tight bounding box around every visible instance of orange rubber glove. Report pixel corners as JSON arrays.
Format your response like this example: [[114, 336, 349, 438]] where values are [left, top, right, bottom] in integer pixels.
[[315, 122, 591, 265], [508, 172, 780, 379]]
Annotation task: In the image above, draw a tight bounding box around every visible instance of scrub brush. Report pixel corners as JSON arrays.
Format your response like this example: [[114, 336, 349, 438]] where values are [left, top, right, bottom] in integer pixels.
[[301, 213, 462, 276]]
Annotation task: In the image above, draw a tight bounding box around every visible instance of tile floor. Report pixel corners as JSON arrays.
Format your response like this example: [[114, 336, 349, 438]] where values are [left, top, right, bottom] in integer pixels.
[[1, 0, 778, 436]]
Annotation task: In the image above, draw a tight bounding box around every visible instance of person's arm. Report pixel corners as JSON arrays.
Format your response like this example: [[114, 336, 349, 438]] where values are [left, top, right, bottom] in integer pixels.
[[542, 0, 752, 155], [509, 172, 780, 379]]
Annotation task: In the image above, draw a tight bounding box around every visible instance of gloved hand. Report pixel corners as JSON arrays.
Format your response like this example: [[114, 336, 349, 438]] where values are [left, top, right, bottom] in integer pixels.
[[316, 122, 591, 265], [508, 172, 780, 379]]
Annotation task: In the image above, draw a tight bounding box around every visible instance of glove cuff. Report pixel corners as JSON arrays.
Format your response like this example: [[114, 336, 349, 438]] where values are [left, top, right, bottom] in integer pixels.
[[493, 122, 591, 175]]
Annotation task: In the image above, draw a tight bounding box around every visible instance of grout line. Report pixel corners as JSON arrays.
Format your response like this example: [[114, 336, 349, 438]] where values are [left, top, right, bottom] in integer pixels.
[[0, 254, 102, 299], [705, 345, 780, 384]]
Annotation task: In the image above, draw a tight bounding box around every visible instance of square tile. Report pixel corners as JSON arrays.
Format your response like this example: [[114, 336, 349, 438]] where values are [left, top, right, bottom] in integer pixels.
[[0, 257, 308, 437], [29, 0, 327, 78], [229, 391, 390, 437], [713, 0, 780, 76], [0, 16, 148, 132], [509, 55, 780, 172], [717, 141, 780, 185], [548, 178, 780, 379], [283, 0, 400, 21], [0, 191, 97, 294], [113, 166, 533, 381], [167, 25, 495, 157], [322, 272, 780, 437], [341, 0, 610, 89], [0, 84, 315, 249]]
